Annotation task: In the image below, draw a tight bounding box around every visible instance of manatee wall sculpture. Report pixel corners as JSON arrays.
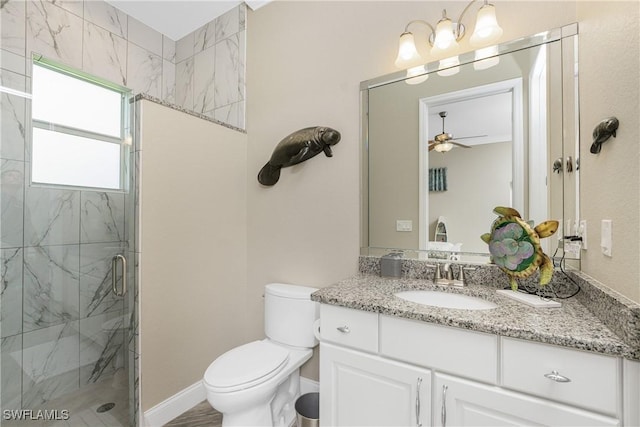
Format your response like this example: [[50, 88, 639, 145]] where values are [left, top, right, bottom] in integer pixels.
[[590, 117, 619, 154], [258, 126, 341, 186]]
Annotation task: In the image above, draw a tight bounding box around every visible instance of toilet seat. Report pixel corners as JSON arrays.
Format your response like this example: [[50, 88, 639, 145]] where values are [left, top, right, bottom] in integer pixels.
[[204, 340, 289, 393]]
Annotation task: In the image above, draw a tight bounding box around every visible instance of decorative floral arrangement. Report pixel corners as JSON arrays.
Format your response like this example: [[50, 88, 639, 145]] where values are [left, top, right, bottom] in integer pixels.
[[481, 207, 558, 291]]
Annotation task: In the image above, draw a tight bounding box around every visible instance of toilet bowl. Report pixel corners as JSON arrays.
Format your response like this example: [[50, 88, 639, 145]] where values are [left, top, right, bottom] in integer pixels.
[[203, 283, 319, 427]]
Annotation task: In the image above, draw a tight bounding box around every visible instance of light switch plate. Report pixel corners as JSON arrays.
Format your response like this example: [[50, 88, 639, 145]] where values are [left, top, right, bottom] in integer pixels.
[[396, 220, 412, 232]]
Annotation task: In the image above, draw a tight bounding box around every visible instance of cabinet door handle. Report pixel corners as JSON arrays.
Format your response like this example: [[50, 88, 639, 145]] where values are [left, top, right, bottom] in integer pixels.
[[415, 377, 422, 427], [544, 370, 571, 383], [441, 384, 448, 427], [336, 326, 350, 333]]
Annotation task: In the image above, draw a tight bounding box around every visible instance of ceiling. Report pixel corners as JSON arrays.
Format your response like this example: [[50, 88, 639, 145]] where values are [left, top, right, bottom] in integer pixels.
[[428, 92, 513, 147], [105, 0, 269, 41]]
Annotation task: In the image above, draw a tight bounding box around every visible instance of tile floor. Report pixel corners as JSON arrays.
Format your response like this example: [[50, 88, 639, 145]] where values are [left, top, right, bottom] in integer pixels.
[[3, 370, 129, 427], [163, 401, 222, 427]]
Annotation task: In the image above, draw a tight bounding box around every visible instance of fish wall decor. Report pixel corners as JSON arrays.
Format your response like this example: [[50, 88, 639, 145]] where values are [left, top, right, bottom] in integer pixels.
[[590, 117, 619, 154], [258, 126, 341, 186]]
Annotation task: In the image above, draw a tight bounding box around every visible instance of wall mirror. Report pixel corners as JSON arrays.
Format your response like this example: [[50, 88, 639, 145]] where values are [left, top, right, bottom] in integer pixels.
[[361, 25, 579, 264]]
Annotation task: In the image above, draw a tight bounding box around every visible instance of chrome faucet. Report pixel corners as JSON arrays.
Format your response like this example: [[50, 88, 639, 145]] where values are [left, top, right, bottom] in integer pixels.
[[430, 263, 475, 287], [444, 263, 455, 281]]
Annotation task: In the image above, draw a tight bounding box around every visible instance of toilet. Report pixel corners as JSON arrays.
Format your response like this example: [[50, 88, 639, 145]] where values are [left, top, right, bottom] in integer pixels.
[[203, 283, 319, 427]]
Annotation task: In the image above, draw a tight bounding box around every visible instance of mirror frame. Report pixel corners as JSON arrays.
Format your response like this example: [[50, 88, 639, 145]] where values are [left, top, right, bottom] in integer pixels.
[[360, 24, 580, 263]]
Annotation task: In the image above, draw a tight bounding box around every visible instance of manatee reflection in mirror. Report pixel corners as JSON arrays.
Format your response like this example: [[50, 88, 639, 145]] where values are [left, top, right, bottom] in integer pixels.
[[258, 126, 341, 186]]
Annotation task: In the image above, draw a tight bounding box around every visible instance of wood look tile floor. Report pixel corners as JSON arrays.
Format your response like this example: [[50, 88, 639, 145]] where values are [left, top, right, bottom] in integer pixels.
[[163, 401, 222, 427]]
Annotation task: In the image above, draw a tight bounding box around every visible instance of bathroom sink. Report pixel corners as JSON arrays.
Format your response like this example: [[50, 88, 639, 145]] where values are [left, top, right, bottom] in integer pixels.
[[395, 290, 498, 310]]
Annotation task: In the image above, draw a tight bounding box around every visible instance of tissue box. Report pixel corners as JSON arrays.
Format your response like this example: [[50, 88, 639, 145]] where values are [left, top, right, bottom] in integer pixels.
[[380, 253, 403, 278]]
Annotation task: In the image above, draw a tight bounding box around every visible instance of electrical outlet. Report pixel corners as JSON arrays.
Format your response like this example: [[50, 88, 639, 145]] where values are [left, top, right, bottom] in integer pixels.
[[579, 220, 587, 250], [564, 240, 581, 259]]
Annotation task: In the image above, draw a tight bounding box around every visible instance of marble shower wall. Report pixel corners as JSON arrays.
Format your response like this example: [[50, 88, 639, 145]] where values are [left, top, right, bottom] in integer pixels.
[[0, 0, 246, 129], [0, 0, 156, 411], [1, 187, 130, 410], [175, 5, 247, 129], [2, 0, 246, 413]]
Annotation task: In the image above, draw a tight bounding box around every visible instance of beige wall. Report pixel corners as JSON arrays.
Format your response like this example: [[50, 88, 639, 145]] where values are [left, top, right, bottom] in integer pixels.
[[577, 1, 640, 301], [246, 1, 580, 380], [139, 100, 248, 410], [138, 1, 640, 408], [37, 0, 624, 414], [429, 142, 512, 254]]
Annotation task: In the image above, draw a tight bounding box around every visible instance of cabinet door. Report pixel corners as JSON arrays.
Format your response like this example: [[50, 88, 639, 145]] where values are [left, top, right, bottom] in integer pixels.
[[320, 342, 430, 427], [434, 374, 619, 427]]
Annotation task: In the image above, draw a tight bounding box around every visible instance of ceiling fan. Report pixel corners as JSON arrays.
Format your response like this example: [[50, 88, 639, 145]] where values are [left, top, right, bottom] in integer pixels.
[[428, 111, 486, 152]]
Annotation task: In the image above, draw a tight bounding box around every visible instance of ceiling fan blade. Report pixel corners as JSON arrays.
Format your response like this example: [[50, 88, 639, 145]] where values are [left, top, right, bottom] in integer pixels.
[[428, 144, 436, 151], [453, 134, 488, 140], [450, 141, 471, 148]]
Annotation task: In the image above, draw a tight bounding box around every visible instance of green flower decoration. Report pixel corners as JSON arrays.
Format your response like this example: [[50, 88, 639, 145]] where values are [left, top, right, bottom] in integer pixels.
[[481, 207, 559, 290]]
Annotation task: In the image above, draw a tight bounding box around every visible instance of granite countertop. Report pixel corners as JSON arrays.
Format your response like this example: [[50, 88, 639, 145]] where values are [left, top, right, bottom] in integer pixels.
[[311, 274, 638, 360]]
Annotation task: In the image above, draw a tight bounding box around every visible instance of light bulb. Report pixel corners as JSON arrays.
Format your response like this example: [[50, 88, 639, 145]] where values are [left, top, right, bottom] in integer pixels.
[[470, 3, 503, 47], [394, 32, 423, 69], [437, 56, 460, 77], [431, 17, 459, 59], [406, 65, 429, 85], [474, 45, 500, 70], [434, 141, 453, 152]]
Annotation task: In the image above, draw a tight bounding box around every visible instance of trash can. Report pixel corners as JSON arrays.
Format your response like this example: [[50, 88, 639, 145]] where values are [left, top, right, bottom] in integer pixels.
[[295, 392, 319, 427]]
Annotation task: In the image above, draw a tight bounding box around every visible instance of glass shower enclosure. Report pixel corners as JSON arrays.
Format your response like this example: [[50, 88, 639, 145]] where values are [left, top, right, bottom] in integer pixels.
[[1, 55, 138, 426]]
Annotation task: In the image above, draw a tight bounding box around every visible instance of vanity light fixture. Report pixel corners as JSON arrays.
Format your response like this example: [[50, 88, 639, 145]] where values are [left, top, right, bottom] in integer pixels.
[[394, 0, 503, 76]]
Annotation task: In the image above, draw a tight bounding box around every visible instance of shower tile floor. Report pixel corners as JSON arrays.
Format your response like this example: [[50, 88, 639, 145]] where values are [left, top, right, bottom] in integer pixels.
[[4, 370, 129, 427]]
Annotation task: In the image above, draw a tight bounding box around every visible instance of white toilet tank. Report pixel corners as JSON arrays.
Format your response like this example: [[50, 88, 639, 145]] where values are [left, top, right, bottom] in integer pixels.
[[264, 283, 319, 348]]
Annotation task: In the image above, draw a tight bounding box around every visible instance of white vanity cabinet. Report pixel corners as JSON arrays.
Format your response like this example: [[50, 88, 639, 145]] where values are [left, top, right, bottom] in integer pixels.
[[319, 304, 430, 426], [320, 343, 431, 427], [318, 304, 634, 427], [433, 373, 619, 426]]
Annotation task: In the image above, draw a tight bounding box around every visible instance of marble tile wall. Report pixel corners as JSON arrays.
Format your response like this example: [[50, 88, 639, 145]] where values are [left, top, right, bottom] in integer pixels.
[[1, 0, 246, 128], [1, 0, 246, 416], [1, 187, 130, 410], [0, 0, 156, 412], [175, 5, 247, 129]]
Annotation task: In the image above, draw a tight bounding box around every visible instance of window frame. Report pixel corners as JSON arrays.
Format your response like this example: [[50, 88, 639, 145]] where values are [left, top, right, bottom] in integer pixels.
[[29, 55, 132, 192]]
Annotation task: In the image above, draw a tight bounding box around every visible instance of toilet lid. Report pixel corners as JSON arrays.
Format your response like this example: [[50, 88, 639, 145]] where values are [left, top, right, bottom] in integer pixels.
[[204, 341, 289, 392]]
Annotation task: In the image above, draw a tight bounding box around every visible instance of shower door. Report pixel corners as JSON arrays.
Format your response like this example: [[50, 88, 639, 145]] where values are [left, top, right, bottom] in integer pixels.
[[1, 57, 138, 426]]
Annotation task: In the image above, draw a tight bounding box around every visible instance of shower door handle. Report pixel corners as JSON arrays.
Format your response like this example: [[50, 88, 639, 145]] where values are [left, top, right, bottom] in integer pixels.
[[111, 254, 127, 297]]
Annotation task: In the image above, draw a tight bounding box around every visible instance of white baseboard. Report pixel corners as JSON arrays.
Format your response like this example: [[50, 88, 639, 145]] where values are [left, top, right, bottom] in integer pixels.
[[143, 377, 319, 426], [144, 381, 206, 427], [300, 377, 319, 395]]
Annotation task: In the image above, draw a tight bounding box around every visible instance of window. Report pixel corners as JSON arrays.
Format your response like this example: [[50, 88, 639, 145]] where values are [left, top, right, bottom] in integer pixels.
[[31, 59, 130, 190]]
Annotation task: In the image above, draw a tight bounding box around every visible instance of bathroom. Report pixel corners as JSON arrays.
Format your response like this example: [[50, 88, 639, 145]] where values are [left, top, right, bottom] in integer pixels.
[[1, 0, 639, 426]]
